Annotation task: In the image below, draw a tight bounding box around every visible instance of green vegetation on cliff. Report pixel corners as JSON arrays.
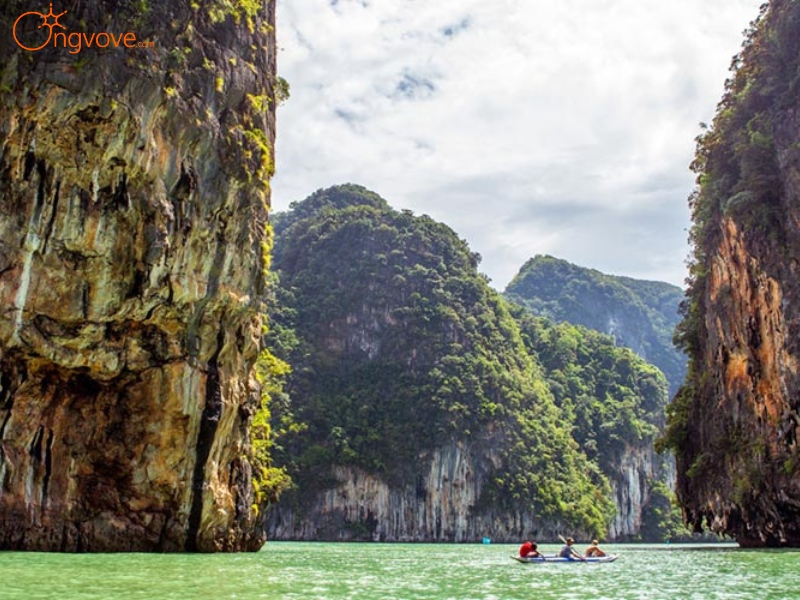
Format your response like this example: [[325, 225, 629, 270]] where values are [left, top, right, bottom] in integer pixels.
[[512, 308, 682, 541], [513, 309, 665, 472], [267, 184, 676, 539], [505, 255, 686, 398]]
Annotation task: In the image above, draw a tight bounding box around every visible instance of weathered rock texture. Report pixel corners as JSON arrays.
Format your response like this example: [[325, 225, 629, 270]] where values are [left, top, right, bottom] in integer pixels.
[[269, 443, 499, 542], [608, 445, 673, 539], [0, 1, 275, 551], [670, 0, 800, 546], [268, 441, 669, 542], [268, 442, 590, 543]]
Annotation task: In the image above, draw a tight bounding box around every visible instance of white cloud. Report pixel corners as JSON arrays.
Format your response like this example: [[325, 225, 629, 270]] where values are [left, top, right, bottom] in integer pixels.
[[272, 0, 764, 288]]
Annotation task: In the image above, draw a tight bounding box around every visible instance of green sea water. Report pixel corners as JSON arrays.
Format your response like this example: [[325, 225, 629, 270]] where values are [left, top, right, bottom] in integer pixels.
[[2, 542, 799, 600]]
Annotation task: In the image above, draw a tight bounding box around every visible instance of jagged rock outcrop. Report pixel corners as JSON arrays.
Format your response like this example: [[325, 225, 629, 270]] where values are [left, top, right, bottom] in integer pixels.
[[667, 0, 800, 546], [0, 1, 276, 551]]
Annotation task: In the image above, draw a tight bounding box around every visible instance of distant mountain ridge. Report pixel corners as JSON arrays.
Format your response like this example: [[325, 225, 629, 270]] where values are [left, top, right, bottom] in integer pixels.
[[504, 255, 686, 397]]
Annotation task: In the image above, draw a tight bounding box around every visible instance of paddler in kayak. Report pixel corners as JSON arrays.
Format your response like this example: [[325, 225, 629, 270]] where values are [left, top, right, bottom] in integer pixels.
[[558, 537, 585, 561], [519, 540, 543, 558], [584, 539, 607, 558]]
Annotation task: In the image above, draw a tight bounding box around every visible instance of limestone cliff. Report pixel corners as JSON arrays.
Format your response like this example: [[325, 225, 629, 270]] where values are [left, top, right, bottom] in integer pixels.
[[268, 442, 671, 542], [608, 445, 674, 539], [0, 1, 276, 551], [269, 442, 595, 542], [667, 0, 800, 546]]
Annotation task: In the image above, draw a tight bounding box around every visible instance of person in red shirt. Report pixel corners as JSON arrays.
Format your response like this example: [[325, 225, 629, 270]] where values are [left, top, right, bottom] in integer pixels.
[[519, 541, 543, 558]]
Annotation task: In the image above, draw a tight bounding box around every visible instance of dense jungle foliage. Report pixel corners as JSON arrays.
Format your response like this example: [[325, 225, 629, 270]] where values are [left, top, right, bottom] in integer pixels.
[[512, 309, 684, 540], [512, 309, 666, 473], [265, 185, 681, 538]]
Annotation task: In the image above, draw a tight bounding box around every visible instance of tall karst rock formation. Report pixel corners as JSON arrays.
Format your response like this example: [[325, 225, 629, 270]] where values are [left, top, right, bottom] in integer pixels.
[[0, 1, 276, 551], [666, 0, 800, 547]]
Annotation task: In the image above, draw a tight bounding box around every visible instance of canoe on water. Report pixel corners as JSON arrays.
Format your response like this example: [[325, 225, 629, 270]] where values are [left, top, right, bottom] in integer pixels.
[[513, 554, 619, 564]]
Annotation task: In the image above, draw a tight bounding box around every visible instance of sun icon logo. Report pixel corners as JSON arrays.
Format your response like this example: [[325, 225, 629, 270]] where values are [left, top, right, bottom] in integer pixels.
[[13, 3, 68, 51]]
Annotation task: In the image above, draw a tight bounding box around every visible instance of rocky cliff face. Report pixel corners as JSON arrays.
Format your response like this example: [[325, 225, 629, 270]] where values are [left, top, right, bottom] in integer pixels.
[[675, 218, 800, 546], [268, 441, 596, 542], [268, 441, 667, 542], [608, 445, 674, 539], [668, 0, 800, 546], [269, 443, 500, 542], [0, 1, 275, 551]]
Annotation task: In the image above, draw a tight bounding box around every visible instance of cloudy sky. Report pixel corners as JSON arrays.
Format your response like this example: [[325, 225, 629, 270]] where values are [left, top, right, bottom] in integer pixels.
[[271, 0, 764, 289]]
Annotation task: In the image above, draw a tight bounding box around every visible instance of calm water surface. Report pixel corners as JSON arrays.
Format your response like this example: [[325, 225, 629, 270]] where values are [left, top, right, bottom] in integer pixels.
[[2, 542, 800, 600]]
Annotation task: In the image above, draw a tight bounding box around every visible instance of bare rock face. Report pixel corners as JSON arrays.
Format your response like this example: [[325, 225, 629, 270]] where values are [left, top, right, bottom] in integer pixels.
[[0, 1, 275, 551], [677, 217, 800, 546], [268, 442, 503, 542], [268, 441, 599, 543], [267, 440, 666, 542], [670, 0, 800, 546], [608, 445, 673, 540]]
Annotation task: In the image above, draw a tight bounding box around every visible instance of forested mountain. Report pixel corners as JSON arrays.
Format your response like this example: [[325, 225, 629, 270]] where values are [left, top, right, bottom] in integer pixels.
[[265, 184, 680, 541], [663, 0, 800, 547], [505, 255, 686, 398]]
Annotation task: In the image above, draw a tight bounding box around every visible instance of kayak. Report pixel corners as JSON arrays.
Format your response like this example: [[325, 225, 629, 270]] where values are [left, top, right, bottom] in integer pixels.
[[513, 554, 618, 564]]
